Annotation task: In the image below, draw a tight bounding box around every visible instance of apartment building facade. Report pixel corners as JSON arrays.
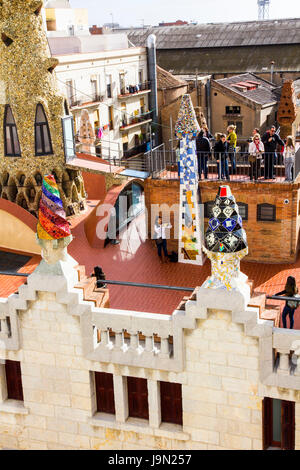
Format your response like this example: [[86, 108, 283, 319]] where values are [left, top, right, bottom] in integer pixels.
[[50, 42, 152, 160]]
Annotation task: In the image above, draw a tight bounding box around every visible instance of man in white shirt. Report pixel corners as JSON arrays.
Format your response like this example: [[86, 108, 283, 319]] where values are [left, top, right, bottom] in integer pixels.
[[154, 216, 172, 263]]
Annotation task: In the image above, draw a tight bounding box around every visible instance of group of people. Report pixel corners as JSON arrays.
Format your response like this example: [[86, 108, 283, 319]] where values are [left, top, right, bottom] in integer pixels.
[[248, 126, 296, 182], [176, 124, 296, 182]]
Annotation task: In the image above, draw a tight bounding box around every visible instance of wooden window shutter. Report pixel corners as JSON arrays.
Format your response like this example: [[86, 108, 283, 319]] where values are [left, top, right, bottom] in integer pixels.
[[5, 360, 24, 401], [160, 381, 183, 426], [262, 398, 272, 450], [94, 372, 115, 414], [281, 400, 295, 450], [127, 377, 149, 420]]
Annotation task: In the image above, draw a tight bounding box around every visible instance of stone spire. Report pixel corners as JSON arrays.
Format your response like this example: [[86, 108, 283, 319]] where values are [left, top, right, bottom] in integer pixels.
[[0, 0, 86, 216]]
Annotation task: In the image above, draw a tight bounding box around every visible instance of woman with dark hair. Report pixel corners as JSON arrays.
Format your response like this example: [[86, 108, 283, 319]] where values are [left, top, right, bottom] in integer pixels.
[[275, 276, 299, 329]]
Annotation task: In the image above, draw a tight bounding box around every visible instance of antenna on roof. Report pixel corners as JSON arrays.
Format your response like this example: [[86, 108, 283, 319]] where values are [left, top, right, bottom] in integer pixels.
[[257, 0, 270, 20]]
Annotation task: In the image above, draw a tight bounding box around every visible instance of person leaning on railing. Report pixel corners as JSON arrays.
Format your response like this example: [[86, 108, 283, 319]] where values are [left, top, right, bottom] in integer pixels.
[[262, 126, 285, 179], [248, 134, 264, 181], [275, 276, 299, 329], [283, 136, 296, 182], [226, 125, 237, 175], [214, 133, 229, 181], [196, 130, 211, 180]]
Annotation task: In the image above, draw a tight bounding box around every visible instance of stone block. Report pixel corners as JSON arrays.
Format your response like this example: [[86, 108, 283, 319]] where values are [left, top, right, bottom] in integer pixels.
[[227, 354, 259, 370], [57, 431, 90, 449], [216, 405, 251, 423], [189, 427, 220, 445], [222, 377, 254, 394], [221, 433, 252, 450], [28, 427, 58, 444]]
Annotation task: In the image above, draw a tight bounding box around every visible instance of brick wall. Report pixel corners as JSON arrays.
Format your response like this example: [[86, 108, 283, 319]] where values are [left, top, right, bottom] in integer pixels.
[[144, 178, 300, 263]]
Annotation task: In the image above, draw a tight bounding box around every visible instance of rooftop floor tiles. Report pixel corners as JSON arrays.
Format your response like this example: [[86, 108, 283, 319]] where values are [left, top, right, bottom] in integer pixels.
[[68, 211, 300, 328]]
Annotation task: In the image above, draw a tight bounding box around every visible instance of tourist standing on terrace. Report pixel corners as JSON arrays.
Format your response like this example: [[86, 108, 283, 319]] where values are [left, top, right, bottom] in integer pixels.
[[262, 126, 285, 179], [154, 216, 172, 263], [214, 133, 229, 181], [248, 133, 264, 181], [196, 130, 211, 180], [226, 125, 237, 175], [283, 135, 296, 182], [275, 276, 299, 329]]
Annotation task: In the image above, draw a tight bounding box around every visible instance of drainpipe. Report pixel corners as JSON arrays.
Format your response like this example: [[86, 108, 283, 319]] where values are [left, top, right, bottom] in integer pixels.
[[205, 78, 212, 131], [147, 34, 159, 147], [270, 61, 275, 84]]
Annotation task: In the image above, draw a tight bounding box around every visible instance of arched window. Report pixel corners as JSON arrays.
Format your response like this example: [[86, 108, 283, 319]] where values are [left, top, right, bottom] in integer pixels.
[[4, 105, 21, 156], [35, 104, 53, 156]]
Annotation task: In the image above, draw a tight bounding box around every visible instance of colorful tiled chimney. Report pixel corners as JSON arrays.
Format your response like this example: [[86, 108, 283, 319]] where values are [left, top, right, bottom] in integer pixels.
[[175, 94, 204, 265], [203, 185, 248, 291]]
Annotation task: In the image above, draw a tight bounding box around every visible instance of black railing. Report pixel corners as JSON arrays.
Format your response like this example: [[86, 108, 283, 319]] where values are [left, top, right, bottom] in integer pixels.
[[119, 81, 150, 96], [120, 112, 152, 129], [123, 142, 148, 159], [150, 150, 294, 182]]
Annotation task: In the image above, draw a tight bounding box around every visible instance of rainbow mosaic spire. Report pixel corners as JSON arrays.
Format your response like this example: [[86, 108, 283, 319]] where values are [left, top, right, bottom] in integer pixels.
[[37, 175, 71, 240], [175, 94, 204, 265]]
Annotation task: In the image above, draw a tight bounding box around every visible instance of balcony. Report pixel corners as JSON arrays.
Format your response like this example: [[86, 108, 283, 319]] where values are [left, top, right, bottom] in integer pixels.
[[120, 112, 152, 131], [122, 142, 149, 159], [69, 94, 105, 109], [118, 82, 151, 100]]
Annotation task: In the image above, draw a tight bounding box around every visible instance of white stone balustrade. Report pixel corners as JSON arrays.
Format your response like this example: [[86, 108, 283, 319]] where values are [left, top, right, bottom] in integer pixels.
[[82, 307, 184, 371]]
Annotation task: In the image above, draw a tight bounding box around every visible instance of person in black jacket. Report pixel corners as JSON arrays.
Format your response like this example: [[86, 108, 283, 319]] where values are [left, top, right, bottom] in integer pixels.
[[261, 126, 284, 179], [214, 133, 229, 181], [196, 130, 211, 179], [275, 276, 299, 329]]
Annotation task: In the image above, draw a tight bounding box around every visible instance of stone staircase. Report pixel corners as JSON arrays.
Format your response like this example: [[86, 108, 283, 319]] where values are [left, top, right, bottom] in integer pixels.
[[74, 265, 110, 308], [248, 291, 281, 327], [175, 281, 281, 328]]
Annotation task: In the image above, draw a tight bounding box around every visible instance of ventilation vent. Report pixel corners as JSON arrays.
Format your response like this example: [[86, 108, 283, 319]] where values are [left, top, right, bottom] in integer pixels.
[[1, 33, 13, 47]]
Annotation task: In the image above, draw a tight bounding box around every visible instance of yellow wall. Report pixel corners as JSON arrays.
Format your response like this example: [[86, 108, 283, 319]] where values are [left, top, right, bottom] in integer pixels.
[[74, 9, 89, 26], [0, 210, 41, 255], [45, 8, 56, 21]]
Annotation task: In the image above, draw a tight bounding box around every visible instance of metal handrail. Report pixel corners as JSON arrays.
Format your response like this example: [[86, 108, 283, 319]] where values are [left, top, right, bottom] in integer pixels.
[[267, 295, 300, 303], [98, 279, 195, 292]]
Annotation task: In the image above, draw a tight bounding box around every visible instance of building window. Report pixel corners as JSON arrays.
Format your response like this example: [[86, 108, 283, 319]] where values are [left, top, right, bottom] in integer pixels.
[[94, 372, 115, 414], [106, 75, 112, 98], [204, 201, 214, 218], [119, 73, 126, 95], [237, 202, 248, 220], [108, 106, 114, 130], [139, 69, 143, 86], [4, 105, 21, 156], [257, 203, 276, 222], [226, 106, 241, 115], [5, 360, 24, 401], [91, 78, 98, 102], [160, 382, 183, 426], [66, 80, 76, 106], [127, 377, 149, 420], [263, 398, 295, 450], [227, 120, 242, 135], [35, 104, 53, 156]]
